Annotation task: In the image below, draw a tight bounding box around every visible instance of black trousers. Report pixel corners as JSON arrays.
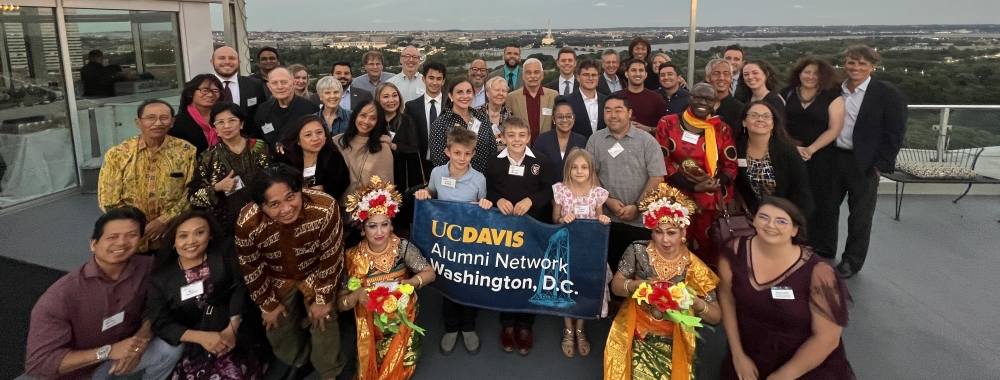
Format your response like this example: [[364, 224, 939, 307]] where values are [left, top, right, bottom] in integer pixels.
[[809, 148, 879, 271], [499, 312, 535, 329], [442, 298, 479, 333], [608, 222, 652, 273]]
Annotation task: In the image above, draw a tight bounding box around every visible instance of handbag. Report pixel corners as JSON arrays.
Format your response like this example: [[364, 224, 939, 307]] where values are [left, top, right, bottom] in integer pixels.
[[710, 191, 755, 245]]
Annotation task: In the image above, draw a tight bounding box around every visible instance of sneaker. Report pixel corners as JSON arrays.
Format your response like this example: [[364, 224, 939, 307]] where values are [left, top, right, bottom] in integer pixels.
[[462, 330, 481, 355], [440, 332, 459, 355]]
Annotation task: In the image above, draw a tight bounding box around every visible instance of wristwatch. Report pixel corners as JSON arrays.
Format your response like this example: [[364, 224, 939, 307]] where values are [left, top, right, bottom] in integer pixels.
[[96, 344, 112, 361]]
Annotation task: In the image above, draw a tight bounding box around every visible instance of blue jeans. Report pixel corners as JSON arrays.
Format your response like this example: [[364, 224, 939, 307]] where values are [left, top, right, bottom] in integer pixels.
[[91, 337, 183, 380]]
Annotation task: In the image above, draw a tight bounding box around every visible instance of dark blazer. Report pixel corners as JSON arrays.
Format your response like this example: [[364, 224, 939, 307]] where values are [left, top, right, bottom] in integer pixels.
[[275, 148, 351, 200], [532, 130, 588, 180], [544, 76, 580, 95], [562, 91, 607, 138], [388, 113, 426, 189], [596, 72, 625, 96], [237, 76, 269, 119], [735, 137, 814, 216], [403, 95, 447, 175], [167, 108, 211, 156], [347, 85, 373, 111], [147, 245, 253, 347], [850, 79, 907, 175]]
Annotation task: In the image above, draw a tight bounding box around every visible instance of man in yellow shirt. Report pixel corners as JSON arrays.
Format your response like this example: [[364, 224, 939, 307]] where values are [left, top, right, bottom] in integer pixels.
[[98, 99, 196, 253]]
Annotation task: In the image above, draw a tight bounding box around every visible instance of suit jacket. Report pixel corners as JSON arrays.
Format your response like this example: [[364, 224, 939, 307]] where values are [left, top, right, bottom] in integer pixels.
[[347, 85, 373, 112], [596, 71, 625, 96], [237, 76, 268, 118], [850, 79, 907, 175], [488, 66, 524, 91], [505, 87, 558, 142], [167, 107, 211, 156], [532, 129, 588, 179], [403, 96, 431, 164], [563, 91, 607, 138], [544, 76, 580, 96], [735, 137, 814, 217]]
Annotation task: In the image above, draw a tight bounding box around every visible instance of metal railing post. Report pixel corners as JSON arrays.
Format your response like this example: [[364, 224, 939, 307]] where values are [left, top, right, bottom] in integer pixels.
[[935, 107, 951, 162]]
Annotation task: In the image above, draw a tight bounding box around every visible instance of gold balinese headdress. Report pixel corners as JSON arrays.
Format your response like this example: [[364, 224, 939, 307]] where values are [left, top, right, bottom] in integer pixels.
[[637, 183, 697, 229], [345, 175, 403, 222]]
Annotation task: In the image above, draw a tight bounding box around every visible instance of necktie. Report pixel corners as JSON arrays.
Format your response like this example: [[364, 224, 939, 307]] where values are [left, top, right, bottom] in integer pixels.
[[563, 80, 571, 95], [429, 99, 438, 125], [507, 72, 514, 89], [223, 81, 234, 103]]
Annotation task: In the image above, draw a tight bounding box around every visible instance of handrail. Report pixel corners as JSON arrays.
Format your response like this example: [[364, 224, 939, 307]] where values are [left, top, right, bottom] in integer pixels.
[[908, 105, 1000, 109]]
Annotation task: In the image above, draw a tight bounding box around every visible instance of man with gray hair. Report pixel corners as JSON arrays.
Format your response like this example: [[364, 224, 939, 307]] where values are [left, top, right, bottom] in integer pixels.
[[597, 49, 623, 95], [386, 46, 425, 102], [705, 58, 742, 138], [504, 58, 558, 143], [252, 67, 320, 150]]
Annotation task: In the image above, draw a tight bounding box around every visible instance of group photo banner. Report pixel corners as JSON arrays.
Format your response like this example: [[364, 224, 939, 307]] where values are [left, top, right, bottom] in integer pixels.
[[411, 199, 610, 319]]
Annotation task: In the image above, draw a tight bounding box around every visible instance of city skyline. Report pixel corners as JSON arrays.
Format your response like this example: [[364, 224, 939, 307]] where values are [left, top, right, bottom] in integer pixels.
[[210, 0, 999, 32]]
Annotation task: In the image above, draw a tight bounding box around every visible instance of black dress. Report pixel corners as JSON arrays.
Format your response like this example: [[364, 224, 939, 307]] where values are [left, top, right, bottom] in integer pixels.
[[784, 88, 840, 237]]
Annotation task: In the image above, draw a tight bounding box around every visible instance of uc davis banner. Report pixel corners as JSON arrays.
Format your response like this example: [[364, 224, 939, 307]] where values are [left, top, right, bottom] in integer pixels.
[[412, 199, 610, 319]]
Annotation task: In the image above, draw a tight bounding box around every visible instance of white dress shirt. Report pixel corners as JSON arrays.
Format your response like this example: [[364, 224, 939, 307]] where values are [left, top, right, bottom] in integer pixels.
[[582, 91, 599, 133], [498, 146, 536, 166], [424, 93, 444, 158], [215, 74, 242, 106], [559, 76, 577, 96], [837, 76, 871, 150]]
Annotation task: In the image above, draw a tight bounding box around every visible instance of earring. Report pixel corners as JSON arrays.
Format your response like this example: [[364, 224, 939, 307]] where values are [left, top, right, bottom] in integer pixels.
[[681, 237, 687, 243]]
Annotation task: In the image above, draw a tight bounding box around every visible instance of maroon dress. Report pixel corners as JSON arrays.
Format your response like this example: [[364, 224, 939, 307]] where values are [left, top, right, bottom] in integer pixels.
[[720, 236, 855, 380]]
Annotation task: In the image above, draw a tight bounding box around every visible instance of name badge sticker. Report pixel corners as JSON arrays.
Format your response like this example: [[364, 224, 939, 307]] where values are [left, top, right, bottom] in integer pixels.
[[468, 119, 482, 134], [682, 131, 700, 145], [247, 98, 258, 107], [608, 142, 625, 158], [441, 177, 457, 188], [225, 175, 244, 196], [508, 165, 525, 176], [102, 311, 125, 332], [738, 158, 748, 167], [771, 286, 795, 300], [261, 123, 275, 134], [180, 281, 205, 301], [542, 108, 553, 116], [573, 204, 590, 216], [302, 166, 317, 177]]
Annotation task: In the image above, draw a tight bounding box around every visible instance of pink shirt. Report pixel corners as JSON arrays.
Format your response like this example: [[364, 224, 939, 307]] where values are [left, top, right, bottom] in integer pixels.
[[552, 182, 609, 220]]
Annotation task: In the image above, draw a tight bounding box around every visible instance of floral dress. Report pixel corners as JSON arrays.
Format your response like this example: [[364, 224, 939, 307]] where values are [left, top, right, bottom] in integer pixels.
[[553, 182, 612, 317]]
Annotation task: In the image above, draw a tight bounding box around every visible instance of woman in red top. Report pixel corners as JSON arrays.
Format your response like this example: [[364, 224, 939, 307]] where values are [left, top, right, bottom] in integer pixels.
[[655, 83, 738, 266]]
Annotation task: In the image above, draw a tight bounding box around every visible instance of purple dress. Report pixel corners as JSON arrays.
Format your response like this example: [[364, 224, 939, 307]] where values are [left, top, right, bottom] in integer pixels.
[[720, 236, 855, 380]]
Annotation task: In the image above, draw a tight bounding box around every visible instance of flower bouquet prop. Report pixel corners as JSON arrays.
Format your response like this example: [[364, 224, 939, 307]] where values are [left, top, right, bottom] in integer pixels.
[[633, 281, 706, 338], [348, 278, 425, 336]]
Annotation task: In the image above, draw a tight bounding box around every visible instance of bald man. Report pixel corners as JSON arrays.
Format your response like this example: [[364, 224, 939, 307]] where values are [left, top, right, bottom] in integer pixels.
[[211, 46, 268, 117], [251, 67, 320, 150], [386, 46, 426, 102]]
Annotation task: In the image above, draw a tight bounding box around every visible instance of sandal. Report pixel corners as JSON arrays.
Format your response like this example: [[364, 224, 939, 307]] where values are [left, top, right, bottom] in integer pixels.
[[576, 328, 591, 356], [561, 328, 576, 357]]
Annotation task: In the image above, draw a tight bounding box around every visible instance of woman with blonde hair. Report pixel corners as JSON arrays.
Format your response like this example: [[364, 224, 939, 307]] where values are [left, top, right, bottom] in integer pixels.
[[288, 64, 320, 104]]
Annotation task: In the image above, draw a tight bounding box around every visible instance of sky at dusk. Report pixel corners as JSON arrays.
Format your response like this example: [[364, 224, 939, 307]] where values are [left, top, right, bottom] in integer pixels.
[[213, 0, 998, 31]]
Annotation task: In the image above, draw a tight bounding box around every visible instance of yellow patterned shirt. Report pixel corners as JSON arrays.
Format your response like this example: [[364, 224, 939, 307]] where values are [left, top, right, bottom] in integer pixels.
[[98, 135, 196, 251]]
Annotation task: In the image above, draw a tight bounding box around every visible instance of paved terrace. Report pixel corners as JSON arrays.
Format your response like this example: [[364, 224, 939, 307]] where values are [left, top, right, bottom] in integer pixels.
[[3, 192, 999, 380]]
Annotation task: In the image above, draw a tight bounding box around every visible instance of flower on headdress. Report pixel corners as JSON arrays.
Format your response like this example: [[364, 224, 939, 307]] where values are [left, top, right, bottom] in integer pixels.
[[345, 176, 403, 223], [638, 184, 696, 230]]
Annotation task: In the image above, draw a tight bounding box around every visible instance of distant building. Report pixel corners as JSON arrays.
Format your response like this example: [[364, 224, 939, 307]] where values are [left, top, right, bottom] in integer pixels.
[[541, 19, 555, 46]]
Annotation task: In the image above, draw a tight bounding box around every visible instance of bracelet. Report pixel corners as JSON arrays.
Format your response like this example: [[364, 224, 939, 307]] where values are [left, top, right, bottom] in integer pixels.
[[696, 300, 709, 315], [623, 279, 631, 295], [342, 298, 350, 308], [416, 274, 424, 288]]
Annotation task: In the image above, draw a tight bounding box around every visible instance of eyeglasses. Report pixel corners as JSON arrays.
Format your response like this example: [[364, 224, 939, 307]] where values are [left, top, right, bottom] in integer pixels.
[[141, 115, 172, 124], [198, 88, 221, 96], [747, 112, 773, 121], [554, 115, 575, 120], [213, 118, 242, 127], [756, 214, 792, 229], [469, 67, 488, 73], [401, 54, 420, 61], [578, 73, 599, 78]]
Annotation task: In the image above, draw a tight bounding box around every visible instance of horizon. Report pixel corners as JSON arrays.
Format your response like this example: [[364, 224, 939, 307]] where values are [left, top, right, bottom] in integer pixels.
[[233, 24, 1000, 33]]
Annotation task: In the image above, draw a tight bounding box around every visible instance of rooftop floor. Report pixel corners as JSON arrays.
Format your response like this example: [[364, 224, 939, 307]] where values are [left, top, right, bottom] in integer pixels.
[[4, 193, 999, 379]]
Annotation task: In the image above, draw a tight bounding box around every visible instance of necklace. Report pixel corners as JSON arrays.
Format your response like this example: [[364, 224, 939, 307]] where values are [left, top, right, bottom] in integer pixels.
[[360, 235, 400, 274], [646, 243, 691, 281], [796, 87, 816, 105], [177, 252, 207, 271]]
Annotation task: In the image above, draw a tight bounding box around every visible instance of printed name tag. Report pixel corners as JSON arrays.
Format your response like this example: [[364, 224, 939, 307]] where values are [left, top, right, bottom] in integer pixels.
[[771, 286, 794, 300], [303, 166, 317, 177], [261, 123, 275, 134], [468, 119, 482, 134], [181, 281, 205, 301], [573, 204, 590, 216], [738, 159, 748, 168], [389, 131, 397, 140], [415, 88, 426, 95], [608, 142, 624, 158], [247, 98, 258, 107], [508, 165, 525, 176], [542, 108, 553, 116], [682, 131, 700, 145], [102, 311, 124, 332], [225, 175, 244, 196], [441, 177, 457, 188]]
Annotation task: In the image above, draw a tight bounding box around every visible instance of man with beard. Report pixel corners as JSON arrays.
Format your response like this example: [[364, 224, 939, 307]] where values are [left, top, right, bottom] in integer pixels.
[[468, 59, 489, 107], [655, 62, 690, 115], [251, 68, 320, 150], [488, 44, 525, 90], [386, 46, 425, 102], [330, 61, 373, 112], [506, 58, 557, 144], [211, 46, 268, 117], [705, 58, 743, 140]]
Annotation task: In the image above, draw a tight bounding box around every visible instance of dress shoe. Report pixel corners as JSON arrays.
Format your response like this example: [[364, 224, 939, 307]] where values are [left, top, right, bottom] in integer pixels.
[[515, 328, 534, 356], [462, 330, 481, 355], [440, 331, 459, 355], [836, 261, 858, 279], [500, 327, 516, 353]]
